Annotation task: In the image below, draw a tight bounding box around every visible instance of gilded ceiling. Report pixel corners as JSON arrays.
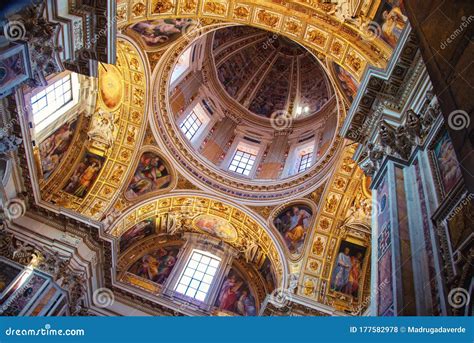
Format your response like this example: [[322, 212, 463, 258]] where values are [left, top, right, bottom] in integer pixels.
[[17, 0, 406, 315]]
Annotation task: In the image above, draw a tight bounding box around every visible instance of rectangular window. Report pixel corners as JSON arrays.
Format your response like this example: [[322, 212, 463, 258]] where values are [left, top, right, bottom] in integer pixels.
[[31, 74, 78, 134], [31, 74, 72, 119], [175, 250, 220, 302], [228, 149, 256, 176], [298, 152, 313, 172], [180, 111, 202, 140]]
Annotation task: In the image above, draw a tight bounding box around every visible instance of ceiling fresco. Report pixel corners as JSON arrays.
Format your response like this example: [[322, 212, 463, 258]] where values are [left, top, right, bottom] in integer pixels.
[[10, 0, 408, 316], [37, 37, 149, 220]]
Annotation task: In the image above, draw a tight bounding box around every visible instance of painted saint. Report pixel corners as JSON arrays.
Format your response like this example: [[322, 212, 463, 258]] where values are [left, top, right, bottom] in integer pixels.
[[63, 153, 104, 198], [274, 205, 313, 255], [119, 218, 156, 252], [330, 241, 366, 297], [215, 269, 257, 316], [434, 132, 462, 194], [193, 215, 238, 242], [39, 120, 77, 179], [129, 246, 181, 285], [125, 152, 171, 199], [373, 0, 407, 48], [128, 19, 194, 49]]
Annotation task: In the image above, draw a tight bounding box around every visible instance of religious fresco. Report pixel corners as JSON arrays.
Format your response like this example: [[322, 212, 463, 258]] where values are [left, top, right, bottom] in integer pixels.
[[193, 214, 238, 242], [330, 240, 366, 298], [128, 245, 182, 285], [119, 218, 156, 252], [332, 62, 359, 103], [248, 55, 291, 117], [0, 261, 22, 293], [125, 152, 172, 200], [432, 132, 462, 195], [274, 204, 313, 255], [127, 19, 194, 50], [99, 64, 123, 110], [259, 257, 276, 292], [373, 0, 408, 48], [39, 120, 77, 179], [63, 152, 105, 198], [215, 268, 257, 316]]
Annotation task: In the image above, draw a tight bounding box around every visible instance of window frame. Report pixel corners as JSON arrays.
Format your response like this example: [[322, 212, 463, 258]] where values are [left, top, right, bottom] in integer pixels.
[[180, 111, 203, 141], [170, 45, 193, 86], [298, 151, 313, 172], [29, 72, 80, 138], [228, 149, 257, 176], [174, 249, 221, 303]]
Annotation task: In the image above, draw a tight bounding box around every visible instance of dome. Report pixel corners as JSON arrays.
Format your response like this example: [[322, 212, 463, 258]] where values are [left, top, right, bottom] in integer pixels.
[[155, 24, 341, 204], [212, 26, 331, 119]]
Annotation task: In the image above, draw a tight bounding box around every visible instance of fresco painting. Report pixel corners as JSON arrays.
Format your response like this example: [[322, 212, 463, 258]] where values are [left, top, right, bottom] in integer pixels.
[[128, 246, 181, 285], [39, 120, 77, 179], [274, 204, 313, 255], [63, 152, 105, 198], [215, 268, 257, 316], [433, 132, 462, 194], [125, 152, 172, 199], [193, 215, 238, 242], [330, 240, 367, 297], [119, 218, 156, 252]]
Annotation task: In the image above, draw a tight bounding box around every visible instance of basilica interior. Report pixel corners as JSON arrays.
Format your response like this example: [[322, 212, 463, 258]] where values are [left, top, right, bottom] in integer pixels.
[[0, 0, 472, 317]]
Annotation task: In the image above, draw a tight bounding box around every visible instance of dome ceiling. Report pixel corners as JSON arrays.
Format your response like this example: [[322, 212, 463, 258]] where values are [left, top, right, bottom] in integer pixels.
[[160, 25, 341, 200], [212, 26, 331, 119]]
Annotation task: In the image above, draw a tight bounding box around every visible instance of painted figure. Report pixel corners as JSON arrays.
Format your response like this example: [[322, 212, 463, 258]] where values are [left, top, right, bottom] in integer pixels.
[[130, 247, 180, 285], [274, 205, 313, 254], [216, 270, 257, 316], [345, 252, 363, 296], [63, 153, 104, 198], [39, 121, 76, 179], [126, 152, 171, 199], [331, 247, 352, 291], [130, 19, 192, 48]]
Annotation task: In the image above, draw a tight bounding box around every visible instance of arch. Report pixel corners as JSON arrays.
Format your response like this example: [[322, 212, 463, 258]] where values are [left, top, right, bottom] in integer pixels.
[[35, 35, 150, 221], [104, 191, 290, 289]]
